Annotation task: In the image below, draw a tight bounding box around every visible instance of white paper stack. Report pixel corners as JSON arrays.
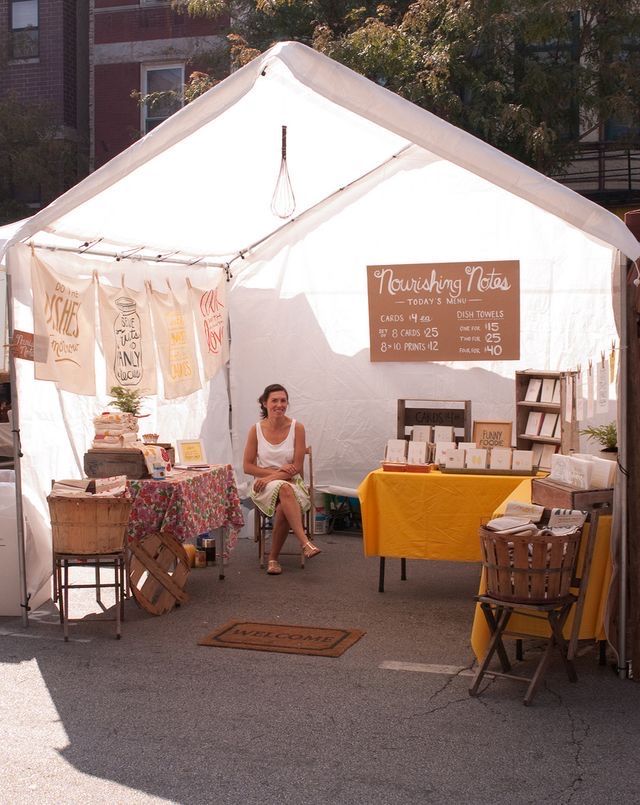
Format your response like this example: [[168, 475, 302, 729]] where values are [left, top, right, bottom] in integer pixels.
[[490, 447, 512, 470], [385, 439, 408, 463], [465, 448, 487, 469], [442, 448, 465, 468], [484, 516, 538, 535], [433, 426, 455, 443], [412, 426, 432, 442], [435, 442, 456, 464], [512, 449, 533, 472], [407, 441, 427, 465]]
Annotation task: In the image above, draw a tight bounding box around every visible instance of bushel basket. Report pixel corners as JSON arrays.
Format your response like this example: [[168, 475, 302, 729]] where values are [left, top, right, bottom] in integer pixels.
[[48, 495, 132, 554], [479, 525, 581, 604]]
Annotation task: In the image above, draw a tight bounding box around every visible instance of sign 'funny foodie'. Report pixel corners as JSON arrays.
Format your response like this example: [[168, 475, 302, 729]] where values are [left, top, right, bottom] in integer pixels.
[[367, 261, 520, 362]]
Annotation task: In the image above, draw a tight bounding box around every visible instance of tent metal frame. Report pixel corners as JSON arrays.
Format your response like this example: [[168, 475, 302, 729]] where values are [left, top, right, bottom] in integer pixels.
[[6, 273, 29, 626]]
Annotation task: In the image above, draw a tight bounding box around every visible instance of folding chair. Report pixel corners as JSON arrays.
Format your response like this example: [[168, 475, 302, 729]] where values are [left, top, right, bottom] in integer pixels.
[[254, 446, 314, 569], [468, 525, 582, 706]]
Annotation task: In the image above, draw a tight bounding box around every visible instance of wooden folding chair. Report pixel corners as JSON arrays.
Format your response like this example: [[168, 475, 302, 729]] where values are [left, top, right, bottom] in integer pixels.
[[468, 525, 582, 706]]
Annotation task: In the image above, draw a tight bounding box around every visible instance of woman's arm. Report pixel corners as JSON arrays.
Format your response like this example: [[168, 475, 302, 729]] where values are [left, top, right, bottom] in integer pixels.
[[243, 425, 292, 481], [281, 421, 306, 477]]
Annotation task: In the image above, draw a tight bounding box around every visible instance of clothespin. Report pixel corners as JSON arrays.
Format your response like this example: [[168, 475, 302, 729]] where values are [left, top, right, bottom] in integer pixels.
[[610, 340, 617, 384], [601, 350, 606, 368], [115, 246, 144, 262], [120, 273, 126, 289], [588, 358, 593, 375], [79, 237, 103, 253], [156, 250, 179, 263]]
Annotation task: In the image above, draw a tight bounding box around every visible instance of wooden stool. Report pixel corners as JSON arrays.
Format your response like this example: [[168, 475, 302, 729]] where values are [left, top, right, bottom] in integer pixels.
[[48, 494, 133, 640], [54, 551, 126, 641], [469, 525, 582, 706]]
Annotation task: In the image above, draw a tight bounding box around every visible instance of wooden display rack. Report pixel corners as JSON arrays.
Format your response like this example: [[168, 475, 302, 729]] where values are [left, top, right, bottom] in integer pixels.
[[515, 370, 579, 457], [397, 399, 471, 442]]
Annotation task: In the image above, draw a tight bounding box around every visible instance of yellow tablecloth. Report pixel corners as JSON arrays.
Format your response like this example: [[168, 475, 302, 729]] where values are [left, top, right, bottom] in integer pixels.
[[470, 479, 612, 659], [357, 469, 531, 561]]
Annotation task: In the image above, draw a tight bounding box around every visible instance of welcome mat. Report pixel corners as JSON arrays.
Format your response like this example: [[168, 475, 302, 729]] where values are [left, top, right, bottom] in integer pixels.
[[198, 620, 365, 658]]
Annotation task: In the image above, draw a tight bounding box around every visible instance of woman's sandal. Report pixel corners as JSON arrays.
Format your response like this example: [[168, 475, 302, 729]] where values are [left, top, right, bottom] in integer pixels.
[[267, 560, 282, 575], [302, 541, 322, 559]]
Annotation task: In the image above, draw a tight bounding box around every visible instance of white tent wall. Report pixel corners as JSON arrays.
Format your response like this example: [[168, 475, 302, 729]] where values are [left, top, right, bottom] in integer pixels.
[[0, 41, 636, 633], [6, 244, 232, 608], [229, 146, 618, 492]]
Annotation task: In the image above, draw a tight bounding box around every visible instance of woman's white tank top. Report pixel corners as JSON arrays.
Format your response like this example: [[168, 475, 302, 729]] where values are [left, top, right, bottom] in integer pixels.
[[256, 419, 296, 468]]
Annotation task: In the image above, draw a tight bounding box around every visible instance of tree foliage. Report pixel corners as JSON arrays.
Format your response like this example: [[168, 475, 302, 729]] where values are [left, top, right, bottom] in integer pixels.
[[177, 0, 640, 173], [0, 95, 78, 225]]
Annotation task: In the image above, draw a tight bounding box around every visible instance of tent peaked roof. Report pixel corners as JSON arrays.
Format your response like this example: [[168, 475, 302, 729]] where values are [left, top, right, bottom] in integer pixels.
[[5, 40, 640, 263]]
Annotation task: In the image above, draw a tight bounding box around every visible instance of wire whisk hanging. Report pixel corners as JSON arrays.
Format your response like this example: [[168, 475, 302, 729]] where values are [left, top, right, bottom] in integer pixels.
[[270, 125, 296, 219]]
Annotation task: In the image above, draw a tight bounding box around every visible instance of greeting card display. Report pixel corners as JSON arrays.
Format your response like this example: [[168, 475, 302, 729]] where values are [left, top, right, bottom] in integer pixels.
[[489, 448, 512, 471], [407, 441, 427, 465], [385, 439, 408, 463], [411, 426, 432, 443]]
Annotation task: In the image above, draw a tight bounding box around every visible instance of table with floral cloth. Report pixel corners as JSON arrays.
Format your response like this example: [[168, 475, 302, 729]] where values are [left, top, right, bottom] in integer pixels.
[[126, 465, 244, 565]]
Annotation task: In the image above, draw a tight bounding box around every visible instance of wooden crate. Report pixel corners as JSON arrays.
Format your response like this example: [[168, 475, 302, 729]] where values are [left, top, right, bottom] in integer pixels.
[[531, 477, 614, 510], [129, 531, 190, 615], [84, 448, 149, 479]]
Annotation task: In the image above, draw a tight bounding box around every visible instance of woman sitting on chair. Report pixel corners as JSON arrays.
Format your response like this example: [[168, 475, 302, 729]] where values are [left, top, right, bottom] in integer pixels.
[[243, 383, 321, 575]]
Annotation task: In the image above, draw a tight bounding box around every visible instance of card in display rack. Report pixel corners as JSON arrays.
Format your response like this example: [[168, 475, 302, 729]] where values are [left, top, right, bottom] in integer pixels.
[[407, 441, 427, 464], [385, 439, 407, 463]]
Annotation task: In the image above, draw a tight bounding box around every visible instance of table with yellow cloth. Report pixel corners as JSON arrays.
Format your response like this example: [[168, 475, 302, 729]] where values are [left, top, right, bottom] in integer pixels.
[[357, 469, 533, 590], [470, 478, 612, 660]]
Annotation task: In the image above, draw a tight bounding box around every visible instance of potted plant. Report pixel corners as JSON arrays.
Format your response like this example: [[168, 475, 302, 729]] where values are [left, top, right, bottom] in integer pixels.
[[108, 386, 147, 417], [579, 421, 617, 459]]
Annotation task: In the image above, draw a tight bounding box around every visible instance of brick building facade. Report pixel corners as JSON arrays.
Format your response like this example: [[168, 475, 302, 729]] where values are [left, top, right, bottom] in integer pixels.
[[0, 0, 90, 213], [93, 0, 228, 169], [0, 0, 228, 216]]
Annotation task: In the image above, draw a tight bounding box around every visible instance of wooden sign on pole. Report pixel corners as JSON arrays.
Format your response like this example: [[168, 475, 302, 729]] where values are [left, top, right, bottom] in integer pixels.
[[367, 260, 520, 362]]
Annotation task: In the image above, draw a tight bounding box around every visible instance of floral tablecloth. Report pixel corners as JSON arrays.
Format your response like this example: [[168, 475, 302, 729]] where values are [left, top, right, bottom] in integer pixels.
[[126, 464, 244, 557]]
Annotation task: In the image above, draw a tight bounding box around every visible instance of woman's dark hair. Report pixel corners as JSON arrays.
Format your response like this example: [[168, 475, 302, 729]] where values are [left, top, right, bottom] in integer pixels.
[[258, 384, 288, 419]]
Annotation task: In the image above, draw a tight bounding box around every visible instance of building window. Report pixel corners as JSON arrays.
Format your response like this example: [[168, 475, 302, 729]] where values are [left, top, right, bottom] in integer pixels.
[[10, 0, 38, 59], [141, 64, 184, 134]]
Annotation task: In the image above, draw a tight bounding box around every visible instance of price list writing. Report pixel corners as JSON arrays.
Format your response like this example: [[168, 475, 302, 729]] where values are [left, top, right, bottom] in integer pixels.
[[366, 260, 520, 362]]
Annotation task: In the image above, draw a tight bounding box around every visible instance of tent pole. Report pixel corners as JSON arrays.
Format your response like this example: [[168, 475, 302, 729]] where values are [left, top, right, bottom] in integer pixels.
[[618, 254, 628, 678], [5, 273, 29, 627]]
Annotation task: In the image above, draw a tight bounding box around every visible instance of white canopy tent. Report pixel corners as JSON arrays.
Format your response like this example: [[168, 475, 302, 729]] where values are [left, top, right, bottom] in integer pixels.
[[1, 42, 638, 663]]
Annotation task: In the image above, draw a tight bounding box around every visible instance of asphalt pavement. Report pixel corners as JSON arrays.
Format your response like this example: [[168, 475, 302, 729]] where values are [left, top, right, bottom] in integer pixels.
[[1, 530, 640, 804]]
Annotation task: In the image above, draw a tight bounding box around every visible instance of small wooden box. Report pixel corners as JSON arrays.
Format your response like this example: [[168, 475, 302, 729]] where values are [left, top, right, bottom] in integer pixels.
[[531, 477, 614, 510], [84, 448, 149, 480]]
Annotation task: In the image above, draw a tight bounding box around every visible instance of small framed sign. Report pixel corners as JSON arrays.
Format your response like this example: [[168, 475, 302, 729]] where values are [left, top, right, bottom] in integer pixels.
[[473, 421, 513, 450], [176, 439, 207, 465]]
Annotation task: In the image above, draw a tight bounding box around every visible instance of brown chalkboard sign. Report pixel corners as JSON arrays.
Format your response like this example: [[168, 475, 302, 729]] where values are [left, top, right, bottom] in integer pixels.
[[367, 260, 520, 362], [403, 407, 466, 428]]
